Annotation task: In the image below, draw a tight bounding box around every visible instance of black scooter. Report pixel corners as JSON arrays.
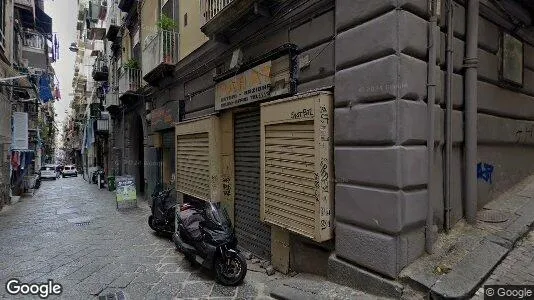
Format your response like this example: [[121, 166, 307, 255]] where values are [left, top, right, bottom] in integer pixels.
[[148, 184, 176, 234], [173, 199, 247, 286]]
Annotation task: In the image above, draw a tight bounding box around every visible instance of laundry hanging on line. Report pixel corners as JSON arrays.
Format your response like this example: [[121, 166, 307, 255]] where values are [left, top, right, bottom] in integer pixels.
[[39, 74, 54, 103], [54, 34, 59, 61]]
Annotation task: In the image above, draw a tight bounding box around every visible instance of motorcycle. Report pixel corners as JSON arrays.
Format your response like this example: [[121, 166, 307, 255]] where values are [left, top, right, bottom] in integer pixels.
[[173, 198, 247, 286], [148, 183, 176, 234], [92, 169, 106, 189]]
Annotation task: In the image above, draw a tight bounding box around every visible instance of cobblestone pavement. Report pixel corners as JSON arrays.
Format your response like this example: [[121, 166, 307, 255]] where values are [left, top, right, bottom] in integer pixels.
[[0, 176, 285, 300], [473, 229, 534, 299]]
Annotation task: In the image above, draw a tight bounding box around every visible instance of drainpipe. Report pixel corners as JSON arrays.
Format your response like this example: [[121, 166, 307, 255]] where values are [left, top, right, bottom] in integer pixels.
[[464, 0, 479, 225], [444, 0, 454, 232], [426, 0, 439, 254]]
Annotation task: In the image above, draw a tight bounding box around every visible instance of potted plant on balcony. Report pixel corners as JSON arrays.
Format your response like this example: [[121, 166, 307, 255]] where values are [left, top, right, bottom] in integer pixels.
[[156, 14, 177, 63], [124, 58, 139, 69]]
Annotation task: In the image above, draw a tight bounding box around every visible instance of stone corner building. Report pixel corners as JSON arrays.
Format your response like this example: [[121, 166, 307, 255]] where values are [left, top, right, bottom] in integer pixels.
[[99, 0, 534, 292]]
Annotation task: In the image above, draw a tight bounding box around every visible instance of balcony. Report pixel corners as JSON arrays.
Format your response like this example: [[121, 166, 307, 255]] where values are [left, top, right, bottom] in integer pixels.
[[96, 113, 110, 134], [104, 88, 119, 112], [118, 66, 141, 101], [106, 1, 122, 41], [142, 29, 179, 85], [92, 56, 109, 81], [200, 0, 285, 37], [21, 30, 46, 68]]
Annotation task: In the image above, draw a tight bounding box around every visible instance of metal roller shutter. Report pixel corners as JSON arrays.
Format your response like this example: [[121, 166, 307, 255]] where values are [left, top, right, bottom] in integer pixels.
[[263, 121, 316, 238], [234, 108, 271, 259], [176, 132, 210, 200]]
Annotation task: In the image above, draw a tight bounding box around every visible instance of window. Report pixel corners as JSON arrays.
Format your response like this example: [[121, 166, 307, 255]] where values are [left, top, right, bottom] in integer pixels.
[[501, 32, 523, 86], [184, 13, 188, 27]]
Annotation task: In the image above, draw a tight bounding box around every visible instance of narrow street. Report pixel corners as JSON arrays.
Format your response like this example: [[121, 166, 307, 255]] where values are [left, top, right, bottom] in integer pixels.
[[0, 176, 278, 300]]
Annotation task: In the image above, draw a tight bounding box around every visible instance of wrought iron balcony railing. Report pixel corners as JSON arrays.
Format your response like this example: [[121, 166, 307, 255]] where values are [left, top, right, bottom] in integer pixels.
[[142, 29, 179, 78], [106, 0, 122, 40], [104, 89, 119, 109], [118, 66, 141, 96], [200, 0, 285, 36], [201, 0, 234, 24], [22, 30, 45, 51], [96, 117, 109, 133], [92, 55, 109, 81]]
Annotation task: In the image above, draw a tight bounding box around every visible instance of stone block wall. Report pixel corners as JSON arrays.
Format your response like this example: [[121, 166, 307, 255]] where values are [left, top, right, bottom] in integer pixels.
[[330, 0, 534, 281], [332, 0, 433, 279]]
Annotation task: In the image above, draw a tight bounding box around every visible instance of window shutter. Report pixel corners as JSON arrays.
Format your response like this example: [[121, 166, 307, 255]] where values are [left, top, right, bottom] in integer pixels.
[[12, 112, 29, 150]]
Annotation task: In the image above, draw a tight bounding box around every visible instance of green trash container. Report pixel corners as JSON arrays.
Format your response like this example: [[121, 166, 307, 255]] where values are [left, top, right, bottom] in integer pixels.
[[108, 176, 116, 191]]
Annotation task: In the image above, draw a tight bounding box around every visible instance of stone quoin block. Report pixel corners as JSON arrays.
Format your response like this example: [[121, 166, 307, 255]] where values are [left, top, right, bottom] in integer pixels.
[[336, 10, 428, 69], [334, 222, 426, 278], [335, 146, 427, 189], [336, 184, 427, 234], [334, 101, 396, 145]]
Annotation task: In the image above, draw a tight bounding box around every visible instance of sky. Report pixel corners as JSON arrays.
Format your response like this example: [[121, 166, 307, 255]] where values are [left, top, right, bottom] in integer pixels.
[[44, 0, 78, 147]]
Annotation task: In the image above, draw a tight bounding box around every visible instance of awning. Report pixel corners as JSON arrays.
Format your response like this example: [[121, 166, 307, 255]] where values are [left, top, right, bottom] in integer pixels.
[[18, 5, 52, 38], [35, 6, 52, 37]]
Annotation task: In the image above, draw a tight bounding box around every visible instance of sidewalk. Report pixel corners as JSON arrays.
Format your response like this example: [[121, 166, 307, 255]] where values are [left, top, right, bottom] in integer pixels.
[[472, 230, 534, 299], [399, 175, 534, 299]]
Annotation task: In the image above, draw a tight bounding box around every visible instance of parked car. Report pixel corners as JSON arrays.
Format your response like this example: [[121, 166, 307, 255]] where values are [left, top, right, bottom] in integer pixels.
[[62, 165, 78, 178], [40, 165, 58, 180]]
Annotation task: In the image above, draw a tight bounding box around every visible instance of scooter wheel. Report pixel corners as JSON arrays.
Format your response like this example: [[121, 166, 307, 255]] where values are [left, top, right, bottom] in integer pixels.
[[215, 251, 247, 286]]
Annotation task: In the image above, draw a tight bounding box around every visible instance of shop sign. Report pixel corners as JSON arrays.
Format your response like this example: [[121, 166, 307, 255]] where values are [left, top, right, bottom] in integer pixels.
[[115, 175, 137, 209], [215, 56, 292, 110], [151, 101, 178, 131]]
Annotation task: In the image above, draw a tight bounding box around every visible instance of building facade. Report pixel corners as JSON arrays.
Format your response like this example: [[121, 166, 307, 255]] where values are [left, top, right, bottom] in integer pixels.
[[0, 0, 15, 209], [6, 0, 56, 199], [93, 0, 534, 292]]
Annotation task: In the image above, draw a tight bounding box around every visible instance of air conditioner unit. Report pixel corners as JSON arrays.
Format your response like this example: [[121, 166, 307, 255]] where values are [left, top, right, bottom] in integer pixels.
[[260, 91, 334, 242]]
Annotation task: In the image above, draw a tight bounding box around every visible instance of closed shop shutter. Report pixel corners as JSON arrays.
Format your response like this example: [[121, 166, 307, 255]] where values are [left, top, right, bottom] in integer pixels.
[[176, 132, 210, 200], [234, 108, 271, 259], [260, 92, 334, 242], [263, 121, 316, 238]]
